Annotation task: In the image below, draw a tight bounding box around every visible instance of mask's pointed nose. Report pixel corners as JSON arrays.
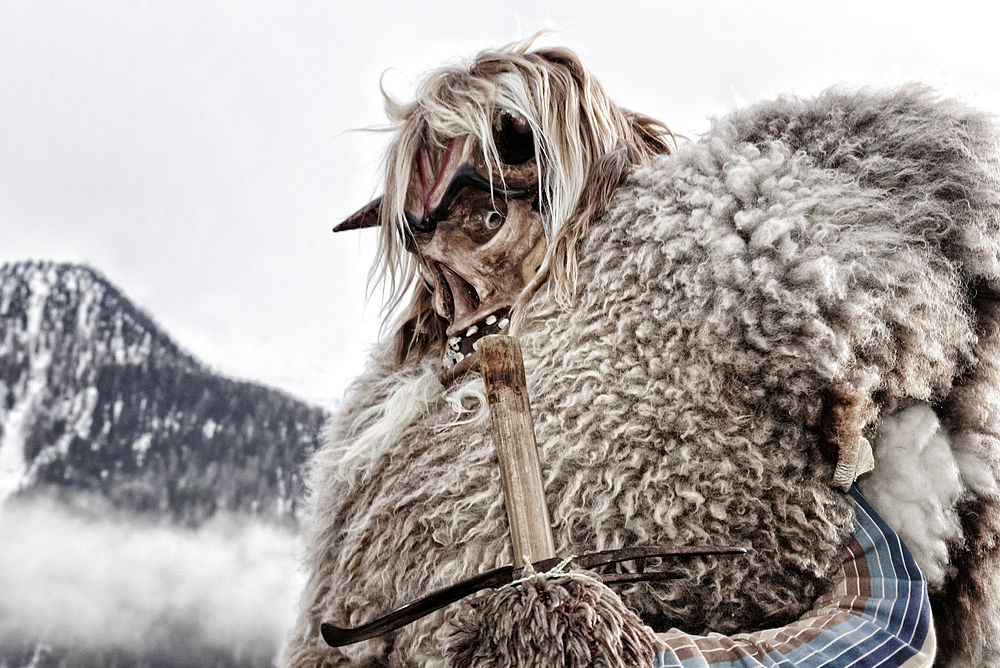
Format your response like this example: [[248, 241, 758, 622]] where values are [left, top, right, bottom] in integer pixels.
[[333, 196, 381, 232]]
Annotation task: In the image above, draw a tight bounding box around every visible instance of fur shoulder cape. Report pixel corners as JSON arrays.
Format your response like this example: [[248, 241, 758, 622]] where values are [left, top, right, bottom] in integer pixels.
[[283, 85, 1000, 668]]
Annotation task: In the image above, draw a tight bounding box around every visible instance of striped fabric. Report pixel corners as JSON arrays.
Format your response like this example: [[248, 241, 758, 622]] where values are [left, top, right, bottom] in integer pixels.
[[653, 488, 935, 667]]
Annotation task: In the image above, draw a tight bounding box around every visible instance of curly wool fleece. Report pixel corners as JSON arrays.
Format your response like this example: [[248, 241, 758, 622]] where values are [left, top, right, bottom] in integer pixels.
[[282, 86, 1000, 668]]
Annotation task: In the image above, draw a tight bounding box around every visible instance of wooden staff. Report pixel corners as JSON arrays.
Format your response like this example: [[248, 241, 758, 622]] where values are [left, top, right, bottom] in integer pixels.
[[477, 334, 557, 568]]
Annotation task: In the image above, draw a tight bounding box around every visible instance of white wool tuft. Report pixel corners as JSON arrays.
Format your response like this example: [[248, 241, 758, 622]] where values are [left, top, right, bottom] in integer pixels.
[[858, 404, 965, 586], [954, 448, 1000, 497], [319, 364, 445, 484], [318, 365, 491, 485], [440, 377, 489, 429]]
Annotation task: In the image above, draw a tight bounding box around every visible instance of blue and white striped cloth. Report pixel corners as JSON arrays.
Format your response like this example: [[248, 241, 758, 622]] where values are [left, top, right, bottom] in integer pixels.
[[653, 488, 935, 667]]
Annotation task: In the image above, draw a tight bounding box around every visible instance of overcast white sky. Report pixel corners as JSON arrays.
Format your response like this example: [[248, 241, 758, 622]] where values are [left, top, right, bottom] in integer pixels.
[[3, 1, 999, 409]]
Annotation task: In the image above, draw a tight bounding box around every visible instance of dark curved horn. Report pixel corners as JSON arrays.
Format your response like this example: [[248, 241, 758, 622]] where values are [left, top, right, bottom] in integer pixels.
[[333, 196, 382, 232]]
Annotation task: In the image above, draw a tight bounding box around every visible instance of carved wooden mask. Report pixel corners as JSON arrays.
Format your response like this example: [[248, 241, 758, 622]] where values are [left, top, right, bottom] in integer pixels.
[[339, 109, 547, 385]]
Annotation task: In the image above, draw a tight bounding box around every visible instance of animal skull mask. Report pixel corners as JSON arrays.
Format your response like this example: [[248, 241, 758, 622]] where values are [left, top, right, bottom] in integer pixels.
[[339, 109, 548, 384]]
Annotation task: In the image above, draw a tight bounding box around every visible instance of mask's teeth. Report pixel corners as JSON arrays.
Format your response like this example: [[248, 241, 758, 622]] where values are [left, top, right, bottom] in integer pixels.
[[485, 315, 497, 326], [466, 325, 478, 337], [498, 317, 510, 330]]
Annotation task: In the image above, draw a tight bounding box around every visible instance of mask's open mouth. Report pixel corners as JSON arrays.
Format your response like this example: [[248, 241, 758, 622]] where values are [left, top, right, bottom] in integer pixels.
[[439, 308, 512, 384]]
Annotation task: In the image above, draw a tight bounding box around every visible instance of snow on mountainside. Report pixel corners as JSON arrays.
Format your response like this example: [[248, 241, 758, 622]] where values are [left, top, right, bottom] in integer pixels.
[[0, 260, 330, 668], [0, 260, 328, 524]]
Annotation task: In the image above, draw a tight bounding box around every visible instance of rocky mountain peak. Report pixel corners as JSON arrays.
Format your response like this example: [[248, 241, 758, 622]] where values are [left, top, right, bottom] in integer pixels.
[[0, 260, 327, 525]]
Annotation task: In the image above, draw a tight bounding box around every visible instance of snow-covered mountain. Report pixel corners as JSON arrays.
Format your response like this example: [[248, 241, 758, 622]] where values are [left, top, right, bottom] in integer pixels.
[[0, 260, 330, 668], [0, 260, 327, 524]]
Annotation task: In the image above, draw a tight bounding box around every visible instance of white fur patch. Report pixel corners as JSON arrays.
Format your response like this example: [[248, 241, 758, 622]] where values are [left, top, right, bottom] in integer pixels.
[[858, 404, 964, 586], [325, 370, 489, 485], [324, 367, 445, 483]]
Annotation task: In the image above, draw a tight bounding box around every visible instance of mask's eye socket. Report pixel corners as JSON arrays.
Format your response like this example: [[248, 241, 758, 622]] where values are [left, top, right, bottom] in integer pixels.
[[492, 109, 534, 165]]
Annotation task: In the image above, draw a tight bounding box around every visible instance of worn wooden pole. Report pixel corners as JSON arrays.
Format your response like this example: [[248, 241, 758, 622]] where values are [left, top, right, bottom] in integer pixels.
[[477, 335, 556, 568]]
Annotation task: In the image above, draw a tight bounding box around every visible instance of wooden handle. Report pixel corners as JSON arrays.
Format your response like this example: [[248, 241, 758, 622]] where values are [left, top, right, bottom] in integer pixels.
[[478, 335, 556, 567]]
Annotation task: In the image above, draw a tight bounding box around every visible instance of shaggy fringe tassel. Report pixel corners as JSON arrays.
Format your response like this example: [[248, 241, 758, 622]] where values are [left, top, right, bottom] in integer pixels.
[[446, 570, 661, 668]]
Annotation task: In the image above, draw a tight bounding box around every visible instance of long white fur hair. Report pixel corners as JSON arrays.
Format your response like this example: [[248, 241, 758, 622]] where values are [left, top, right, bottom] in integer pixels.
[[373, 35, 676, 364]]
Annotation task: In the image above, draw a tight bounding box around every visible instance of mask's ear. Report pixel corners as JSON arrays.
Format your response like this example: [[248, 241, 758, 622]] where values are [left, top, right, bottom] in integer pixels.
[[333, 196, 382, 232]]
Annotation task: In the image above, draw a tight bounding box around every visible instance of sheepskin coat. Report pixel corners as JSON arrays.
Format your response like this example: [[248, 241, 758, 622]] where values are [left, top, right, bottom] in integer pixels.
[[282, 85, 1000, 668]]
